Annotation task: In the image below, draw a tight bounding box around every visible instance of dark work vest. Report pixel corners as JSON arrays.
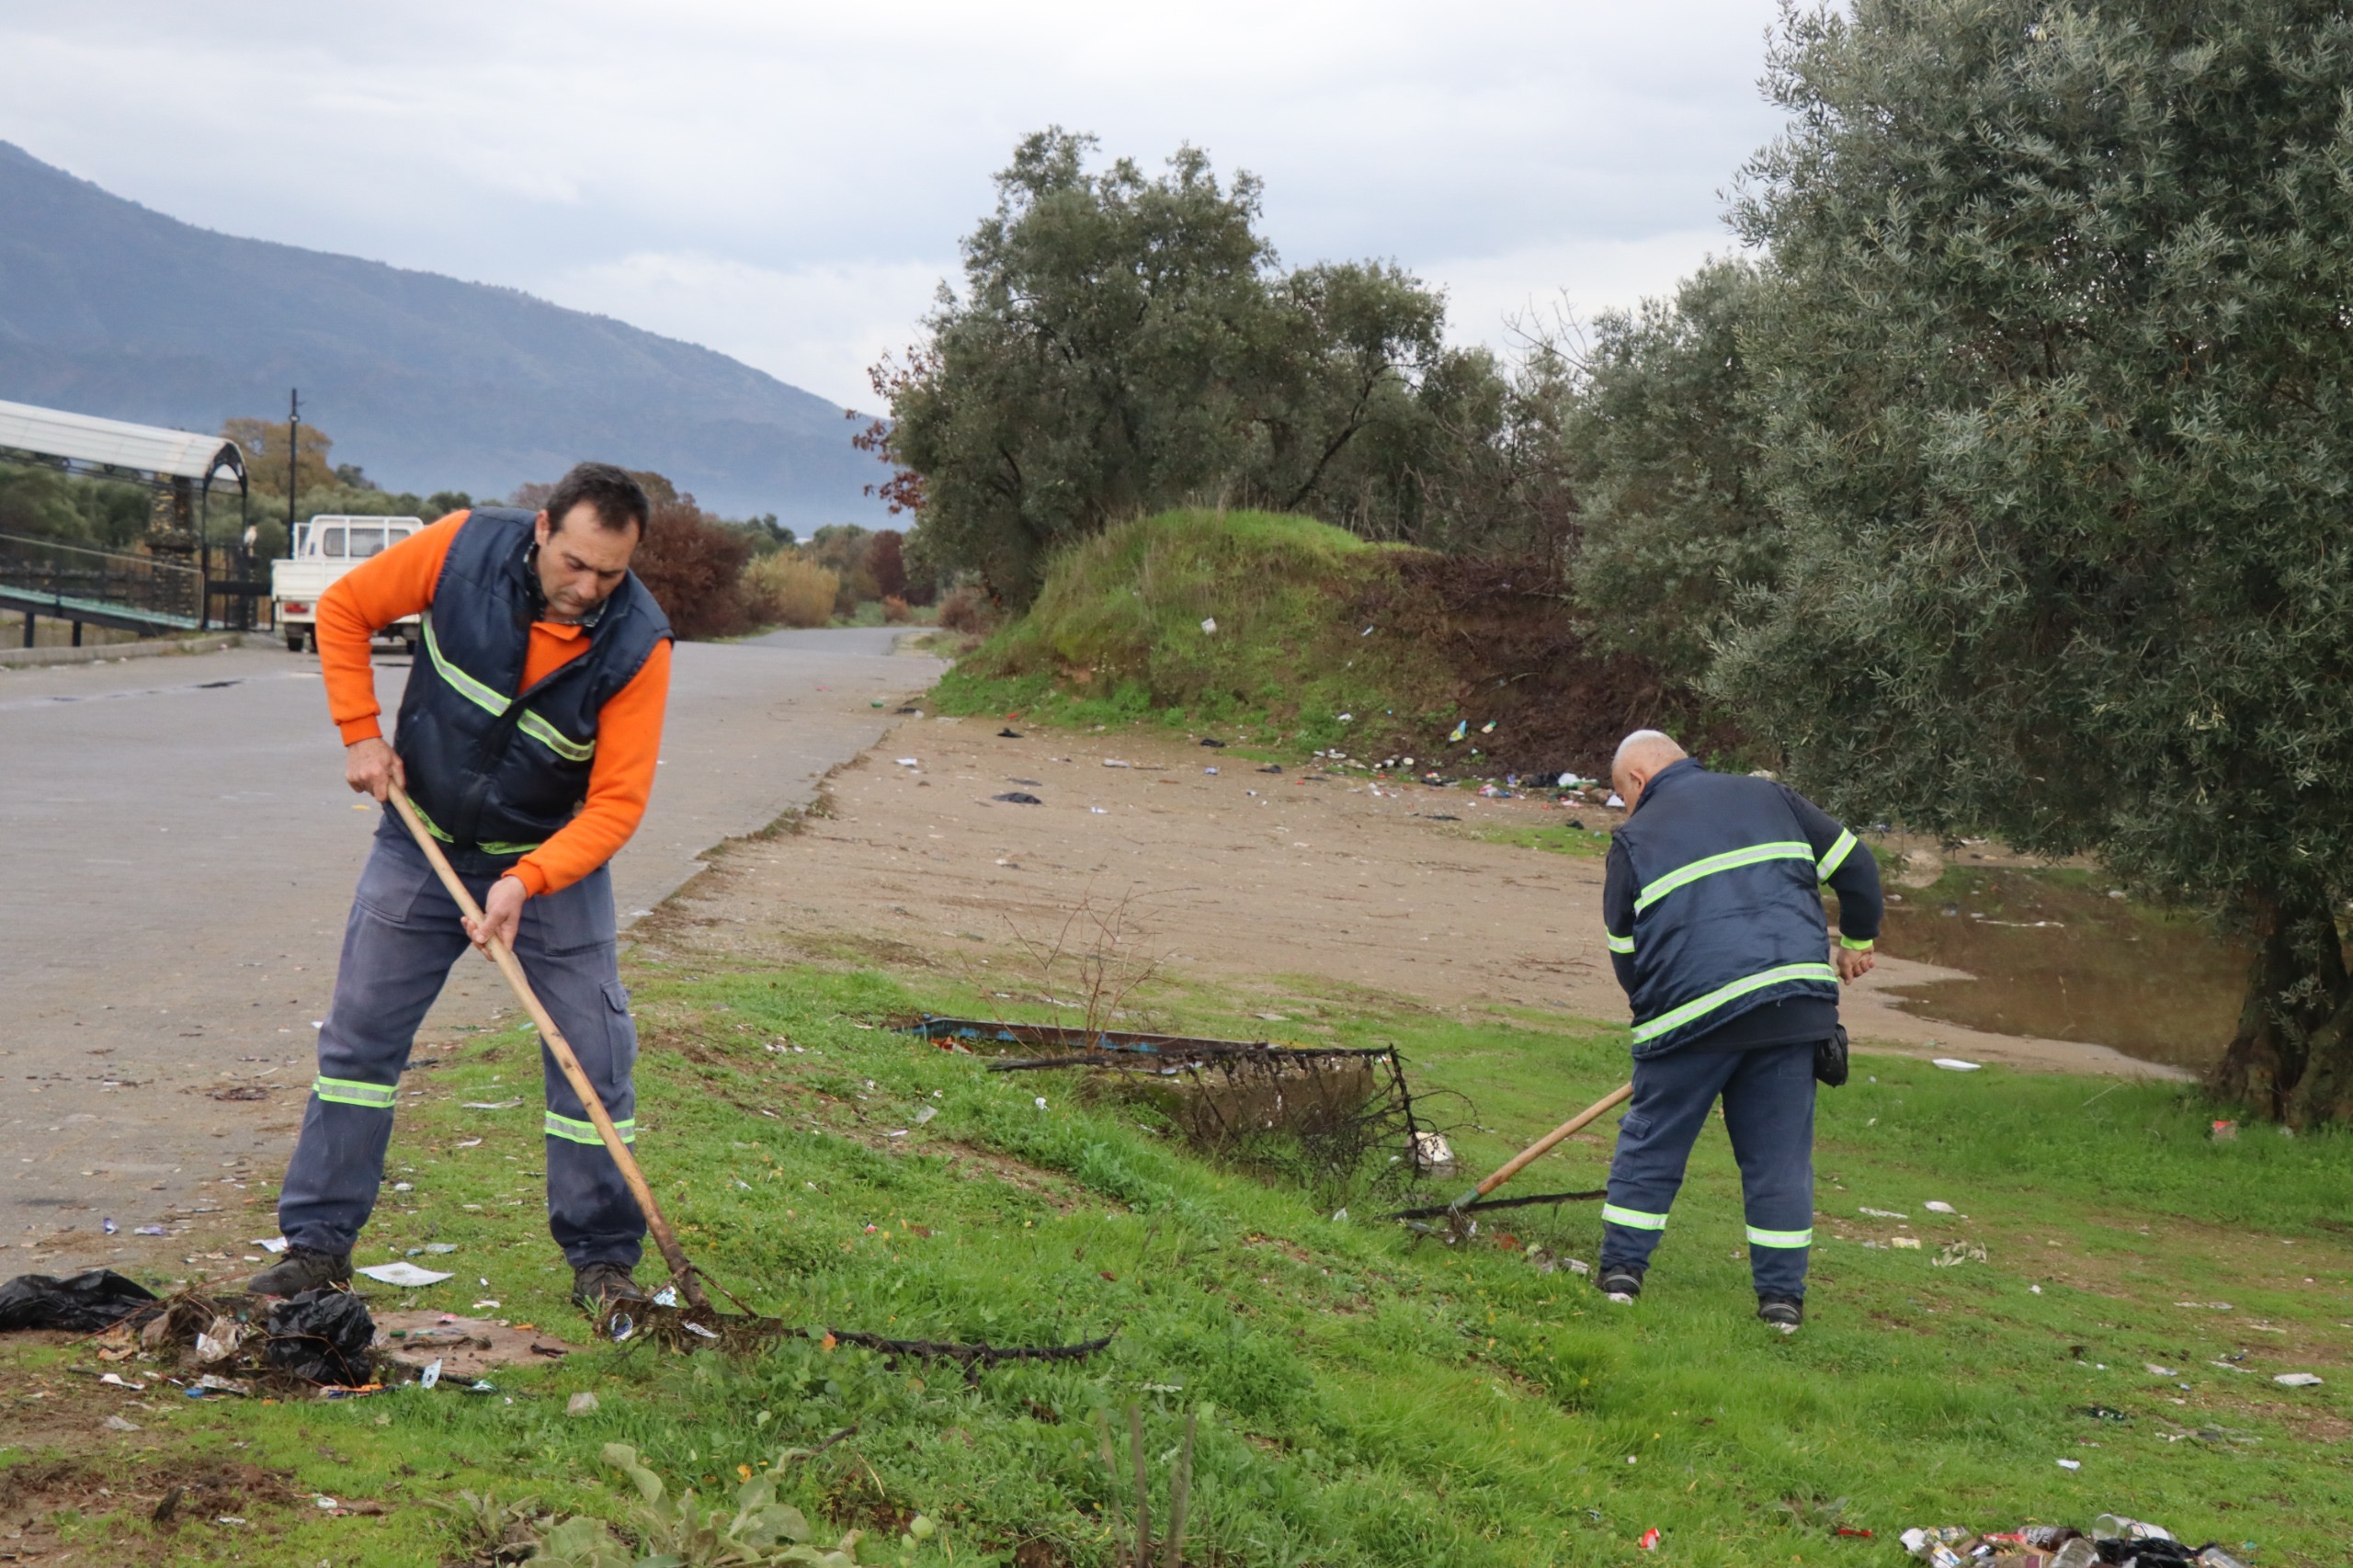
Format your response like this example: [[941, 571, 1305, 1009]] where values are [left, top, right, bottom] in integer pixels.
[[1612, 761, 1842, 1058], [392, 507, 671, 875]]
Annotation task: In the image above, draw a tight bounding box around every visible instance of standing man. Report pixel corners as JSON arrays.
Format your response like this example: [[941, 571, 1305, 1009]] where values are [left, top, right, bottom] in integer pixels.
[[248, 463, 673, 1310], [1594, 730, 1881, 1333]]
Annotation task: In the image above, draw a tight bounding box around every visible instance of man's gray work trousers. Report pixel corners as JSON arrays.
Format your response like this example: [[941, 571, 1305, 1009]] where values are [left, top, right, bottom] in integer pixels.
[[1599, 1039, 1816, 1298], [276, 825, 644, 1267]]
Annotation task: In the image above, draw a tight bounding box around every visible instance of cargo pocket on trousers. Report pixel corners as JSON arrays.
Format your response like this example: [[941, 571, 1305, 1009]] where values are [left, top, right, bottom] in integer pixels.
[[527, 881, 619, 956], [602, 979, 639, 1093], [355, 844, 434, 924], [1617, 1111, 1653, 1145]]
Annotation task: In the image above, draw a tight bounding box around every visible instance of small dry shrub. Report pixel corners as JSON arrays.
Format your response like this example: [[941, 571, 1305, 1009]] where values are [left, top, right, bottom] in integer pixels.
[[938, 584, 992, 634], [744, 554, 840, 629], [881, 594, 911, 623]]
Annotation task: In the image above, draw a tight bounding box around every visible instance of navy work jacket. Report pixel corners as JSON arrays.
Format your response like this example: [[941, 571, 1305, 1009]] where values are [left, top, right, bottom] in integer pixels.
[[1601, 759, 1881, 1058], [391, 506, 672, 877]]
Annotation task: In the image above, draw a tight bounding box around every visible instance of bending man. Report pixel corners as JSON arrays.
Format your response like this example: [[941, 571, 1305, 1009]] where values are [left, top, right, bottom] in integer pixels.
[[249, 463, 673, 1310], [1595, 730, 1881, 1333]]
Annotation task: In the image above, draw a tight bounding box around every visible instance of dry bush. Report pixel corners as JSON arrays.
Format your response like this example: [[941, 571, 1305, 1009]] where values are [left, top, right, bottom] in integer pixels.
[[630, 498, 756, 640], [881, 594, 911, 623], [744, 554, 841, 629], [938, 583, 992, 634]]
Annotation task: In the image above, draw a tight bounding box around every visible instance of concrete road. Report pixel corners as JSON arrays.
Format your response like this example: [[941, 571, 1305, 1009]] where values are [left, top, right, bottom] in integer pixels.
[[1, 630, 944, 1267]]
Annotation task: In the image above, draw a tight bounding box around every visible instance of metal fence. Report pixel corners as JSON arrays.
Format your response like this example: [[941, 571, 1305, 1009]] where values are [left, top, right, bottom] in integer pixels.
[[0, 531, 206, 631]]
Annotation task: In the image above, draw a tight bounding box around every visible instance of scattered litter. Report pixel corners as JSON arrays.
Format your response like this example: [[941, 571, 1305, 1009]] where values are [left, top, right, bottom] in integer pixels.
[[460, 1099, 523, 1110], [896, 757, 918, 767], [997, 727, 1023, 738], [103, 1414, 141, 1432], [421, 1243, 458, 1254], [1931, 1059, 1983, 1072], [1204, 767, 1219, 775], [1102, 757, 1131, 768], [1859, 1206, 1908, 1219], [1199, 737, 1226, 747], [2054, 1458, 2080, 1471], [0, 1268, 158, 1332], [1034, 1096, 1050, 1110], [2093, 1516, 2172, 1541], [993, 791, 1043, 804], [253, 1237, 290, 1254], [652, 1286, 679, 1308], [2175, 1301, 2233, 1311], [1412, 1130, 1456, 1173], [683, 1321, 721, 1341], [102, 1217, 117, 1235], [1923, 1200, 1957, 1214], [97, 1372, 144, 1391], [2274, 1371, 2324, 1387], [1931, 1241, 1986, 1267], [1090, 806, 1108, 814], [1199, 618, 1217, 634], [357, 1262, 451, 1287], [1638, 1528, 1661, 1550], [2211, 1119, 2238, 1141], [190, 1374, 251, 1397], [472, 1300, 501, 1311], [2145, 1363, 2177, 1377], [1891, 1236, 1923, 1250], [1606, 793, 1625, 808], [568, 1391, 600, 1415], [133, 1224, 167, 1236], [419, 1360, 442, 1389]]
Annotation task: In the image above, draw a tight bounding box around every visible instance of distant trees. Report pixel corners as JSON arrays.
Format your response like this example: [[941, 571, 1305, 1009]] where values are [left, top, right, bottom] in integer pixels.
[[222, 415, 337, 497], [861, 129, 1546, 603], [0, 462, 150, 547]]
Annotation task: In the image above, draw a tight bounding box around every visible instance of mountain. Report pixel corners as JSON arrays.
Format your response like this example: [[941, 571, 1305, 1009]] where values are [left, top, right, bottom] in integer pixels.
[[0, 141, 883, 525]]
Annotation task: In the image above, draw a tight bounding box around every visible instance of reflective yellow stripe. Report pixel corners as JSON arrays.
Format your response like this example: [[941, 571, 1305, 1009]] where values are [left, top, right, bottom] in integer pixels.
[[421, 612, 513, 718], [1631, 962, 1839, 1044], [1839, 935, 1874, 951], [405, 796, 456, 843], [1746, 1225, 1813, 1248], [1634, 842, 1813, 914], [479, 838, 544, 857], [517, 709, 595, 763], [1602, 1204, 1668, 1231], [1607, 932, 1636, 954], [1817, 829, 1859, 881], [545, 1111, 634, 1145], [313, 1075, 397, 1109]]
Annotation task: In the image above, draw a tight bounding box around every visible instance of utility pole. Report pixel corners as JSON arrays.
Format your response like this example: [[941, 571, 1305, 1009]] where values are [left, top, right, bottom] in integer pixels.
[[286, 388, 301, 557]]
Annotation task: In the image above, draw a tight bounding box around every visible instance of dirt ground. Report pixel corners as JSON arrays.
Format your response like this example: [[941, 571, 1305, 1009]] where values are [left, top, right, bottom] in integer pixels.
[[642, 717, 2185, 1079]]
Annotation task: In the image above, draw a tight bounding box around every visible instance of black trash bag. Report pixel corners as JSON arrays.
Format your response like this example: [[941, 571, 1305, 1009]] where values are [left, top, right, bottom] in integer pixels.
[[0, 1269, 158, 1332], [264, 1288, 375, 1386]]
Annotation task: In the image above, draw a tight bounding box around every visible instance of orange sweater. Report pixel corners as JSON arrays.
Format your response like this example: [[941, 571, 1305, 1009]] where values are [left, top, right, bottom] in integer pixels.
[[316, 512, 672, 897]]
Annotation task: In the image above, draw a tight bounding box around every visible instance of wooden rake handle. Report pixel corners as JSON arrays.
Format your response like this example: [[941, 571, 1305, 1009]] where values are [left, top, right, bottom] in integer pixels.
[[386, 782, 708, 1309], [1449, 1082, 1633, 1213]]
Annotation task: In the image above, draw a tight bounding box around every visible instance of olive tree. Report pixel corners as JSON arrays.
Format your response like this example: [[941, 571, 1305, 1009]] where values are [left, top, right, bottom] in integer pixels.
[[863, 129, 1512, 602], [1717, 0, 2353, 1121]]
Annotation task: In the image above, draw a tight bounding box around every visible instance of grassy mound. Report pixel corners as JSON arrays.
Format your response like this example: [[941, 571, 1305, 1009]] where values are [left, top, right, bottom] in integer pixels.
[[936, 508, 1704, 775], [935, 508, 1450, 754]]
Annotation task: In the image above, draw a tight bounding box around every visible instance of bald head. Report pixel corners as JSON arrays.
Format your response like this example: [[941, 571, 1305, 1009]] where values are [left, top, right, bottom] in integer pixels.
[[1611, 729, 1688, 812]]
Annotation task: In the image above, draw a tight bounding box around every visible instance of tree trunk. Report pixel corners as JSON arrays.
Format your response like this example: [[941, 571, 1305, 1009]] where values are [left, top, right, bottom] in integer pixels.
[[2206, 891, 2353, 1125]]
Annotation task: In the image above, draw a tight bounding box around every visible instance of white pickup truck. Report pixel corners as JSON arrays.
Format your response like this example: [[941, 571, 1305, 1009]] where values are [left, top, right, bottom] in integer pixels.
[[273, 515, 426, 653]]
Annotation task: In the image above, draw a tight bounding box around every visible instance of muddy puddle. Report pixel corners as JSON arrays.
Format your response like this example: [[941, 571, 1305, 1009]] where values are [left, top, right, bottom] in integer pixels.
[[1866, 868, 2245, 1072]]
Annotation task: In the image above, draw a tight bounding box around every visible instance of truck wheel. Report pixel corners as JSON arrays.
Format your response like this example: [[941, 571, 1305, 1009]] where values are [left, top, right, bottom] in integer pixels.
[[286, 631, 305, 653], [403, 636, 420, 658]]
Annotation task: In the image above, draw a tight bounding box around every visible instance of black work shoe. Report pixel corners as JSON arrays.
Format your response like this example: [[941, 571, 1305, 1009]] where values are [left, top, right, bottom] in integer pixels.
[[1597, 1266, 1644, 1303], [245, 1244, 352, 1297], [572, 1261, 649, 1310], [1757, 1294, 1803, 1334]]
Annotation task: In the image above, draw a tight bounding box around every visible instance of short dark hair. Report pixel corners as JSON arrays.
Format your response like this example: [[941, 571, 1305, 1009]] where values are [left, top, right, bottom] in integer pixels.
[[543, 462, 650, 536]]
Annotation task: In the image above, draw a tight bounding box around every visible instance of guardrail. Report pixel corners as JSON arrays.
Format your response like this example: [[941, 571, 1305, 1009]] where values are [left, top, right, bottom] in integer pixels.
[[0, 530, 207, 639]]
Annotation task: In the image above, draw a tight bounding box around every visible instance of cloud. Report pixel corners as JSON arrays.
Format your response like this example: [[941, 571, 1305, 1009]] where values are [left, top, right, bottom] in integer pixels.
[[0, 0, 1790, 399]]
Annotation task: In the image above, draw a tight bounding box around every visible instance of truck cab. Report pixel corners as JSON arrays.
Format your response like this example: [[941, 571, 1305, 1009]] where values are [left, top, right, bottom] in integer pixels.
[[272, 515, 426, 653]]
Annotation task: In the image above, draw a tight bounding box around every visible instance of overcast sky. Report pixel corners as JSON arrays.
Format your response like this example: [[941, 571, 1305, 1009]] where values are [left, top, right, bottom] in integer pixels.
[[0, 1, 1790, 410]]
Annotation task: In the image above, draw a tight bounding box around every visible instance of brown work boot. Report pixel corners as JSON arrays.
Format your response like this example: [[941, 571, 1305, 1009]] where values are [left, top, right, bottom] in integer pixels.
[[245, 1244, 352, 1297], [572, 1261, 649, 1311]]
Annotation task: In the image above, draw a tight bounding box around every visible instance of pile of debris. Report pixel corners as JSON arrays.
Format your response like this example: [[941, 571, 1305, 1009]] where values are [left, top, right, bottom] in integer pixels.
[[1, 1266, 573, 1397], [1904, 1515, 2246, 1568]]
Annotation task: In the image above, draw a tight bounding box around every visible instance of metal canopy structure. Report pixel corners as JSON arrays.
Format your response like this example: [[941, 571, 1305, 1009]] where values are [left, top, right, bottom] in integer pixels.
[[0, 397, 244, 493], [0, 397, 254, 642]]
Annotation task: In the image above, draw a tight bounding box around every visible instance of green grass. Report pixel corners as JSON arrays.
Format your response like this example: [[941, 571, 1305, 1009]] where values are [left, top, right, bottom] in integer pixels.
[[1469, 820, 1615, 858], [11, 965, 2352, 1565], [934, 508, 1451, 756]]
